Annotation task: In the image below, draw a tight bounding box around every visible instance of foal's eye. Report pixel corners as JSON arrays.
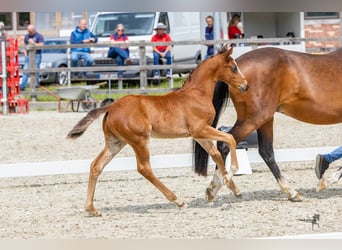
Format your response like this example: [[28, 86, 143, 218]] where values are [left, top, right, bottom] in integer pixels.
[[231, 66, 237, 73]]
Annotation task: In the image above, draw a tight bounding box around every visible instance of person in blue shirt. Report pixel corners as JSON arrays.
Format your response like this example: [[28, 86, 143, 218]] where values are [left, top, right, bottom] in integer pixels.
[[204, 15, 214, 59], [69, 19, 98, 78], [20, 25, 44, 91]]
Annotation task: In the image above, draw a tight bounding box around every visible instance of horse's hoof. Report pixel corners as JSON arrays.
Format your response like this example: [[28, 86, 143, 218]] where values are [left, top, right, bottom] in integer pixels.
[[177, 203, 187, 209], [234, 192, 242, 198], [174, 199, 186, 208], [205, 188, 215, 202], [85, 207, 102, 217], [288, 192, 303, 202], [316, 178, 327, 192]]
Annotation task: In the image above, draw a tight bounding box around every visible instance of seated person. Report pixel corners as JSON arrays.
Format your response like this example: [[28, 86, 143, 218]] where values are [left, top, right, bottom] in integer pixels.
[[69, 19, 98, 78], [107, 24, 132, 79], [151, 22, 172, 79]]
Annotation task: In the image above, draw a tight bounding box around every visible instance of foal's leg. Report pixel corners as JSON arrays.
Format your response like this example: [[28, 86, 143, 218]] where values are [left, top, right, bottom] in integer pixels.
[[85, 137, 127, 216], [194, 127, 241, 201], [131, 141, 185, 207]]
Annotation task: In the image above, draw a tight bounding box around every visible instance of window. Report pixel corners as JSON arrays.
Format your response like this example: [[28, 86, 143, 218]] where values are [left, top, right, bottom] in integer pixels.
[[0, 12, 12, 29], [305, 12, 339, 19], [17, 12, 30, 29], [35, 12, 56, 30]]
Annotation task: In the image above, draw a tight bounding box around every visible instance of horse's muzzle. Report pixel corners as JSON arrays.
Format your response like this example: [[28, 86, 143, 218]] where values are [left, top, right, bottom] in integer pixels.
[[239, 82, 248, 92]]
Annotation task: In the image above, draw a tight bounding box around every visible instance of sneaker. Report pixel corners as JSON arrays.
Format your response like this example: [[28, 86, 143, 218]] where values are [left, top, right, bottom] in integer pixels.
[[315, 154, 330, 179], [165, 73, 172, 79], [153, 74, 160, 79]]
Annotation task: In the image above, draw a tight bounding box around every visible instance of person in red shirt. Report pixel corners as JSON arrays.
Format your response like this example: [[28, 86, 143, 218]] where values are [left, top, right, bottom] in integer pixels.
[[151, 22, 172, 79], [228, 14, 244, 39], [107, 24, 132, 79]]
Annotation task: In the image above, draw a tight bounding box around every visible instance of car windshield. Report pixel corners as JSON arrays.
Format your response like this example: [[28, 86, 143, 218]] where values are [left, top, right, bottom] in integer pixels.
[[42, 40, 67, 54], [92, 12, 156, 37]]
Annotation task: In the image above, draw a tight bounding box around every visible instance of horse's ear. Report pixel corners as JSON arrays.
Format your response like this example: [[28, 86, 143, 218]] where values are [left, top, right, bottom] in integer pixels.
[[223, 46, 233, 61], [228, 46, 233, 56]]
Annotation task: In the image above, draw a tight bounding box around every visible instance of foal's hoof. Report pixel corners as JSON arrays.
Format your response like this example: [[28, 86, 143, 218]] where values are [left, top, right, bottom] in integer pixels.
[[288, 192, 303, 202], [316, 178, 327, 192], [234, 192, 242, 198], [85, 207, 102, 217], [205, 188, 215, 202], [174, 199, 186, 208]]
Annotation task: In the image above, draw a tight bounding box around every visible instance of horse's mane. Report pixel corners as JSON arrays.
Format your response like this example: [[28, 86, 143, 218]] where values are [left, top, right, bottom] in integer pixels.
[[182, 45, 228, 87], [193, 81, 229, 176]]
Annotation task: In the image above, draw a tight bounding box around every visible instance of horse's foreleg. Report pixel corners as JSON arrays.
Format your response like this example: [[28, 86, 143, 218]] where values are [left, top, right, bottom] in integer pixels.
[[257, 119, 303, 202], [196, 133, 241, 201], [133, 143, 185, 208]]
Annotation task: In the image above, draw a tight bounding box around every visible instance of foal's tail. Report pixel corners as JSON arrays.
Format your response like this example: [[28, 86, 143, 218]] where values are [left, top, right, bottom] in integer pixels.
[[193, 81, 229, 176], [67, 106, 110, 139]]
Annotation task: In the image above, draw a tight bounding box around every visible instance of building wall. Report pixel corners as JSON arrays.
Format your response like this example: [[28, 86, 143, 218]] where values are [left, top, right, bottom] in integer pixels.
[[304, 18, 341, 52]]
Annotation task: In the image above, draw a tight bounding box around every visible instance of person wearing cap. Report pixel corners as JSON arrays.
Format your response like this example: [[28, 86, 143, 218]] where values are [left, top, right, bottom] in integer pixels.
[[107, 23, 132, 79], [150, 22, 172, 79]]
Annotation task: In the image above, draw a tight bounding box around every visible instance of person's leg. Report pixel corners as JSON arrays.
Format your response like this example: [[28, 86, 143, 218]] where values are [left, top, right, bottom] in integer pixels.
[[83, 52, 94, 66], [35, 54, 42, 87], [70, 52, 80, 77], [115, 51, 124, 79], [324, 146, 342, 163], [20, 56, 29, 90], [70, 52, 79, 67], [153, 51, 160, 77], [165, 51, 172, 77], [80, 52, 94, 77]]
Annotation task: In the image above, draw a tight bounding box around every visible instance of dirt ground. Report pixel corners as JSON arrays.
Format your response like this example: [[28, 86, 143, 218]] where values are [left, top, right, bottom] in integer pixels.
[[0, 106, 341, 239]]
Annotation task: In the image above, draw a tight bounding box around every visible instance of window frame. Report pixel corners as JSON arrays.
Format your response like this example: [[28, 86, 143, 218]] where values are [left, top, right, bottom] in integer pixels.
[[0, 12, 13, 29], [304, 12, 339, 20]]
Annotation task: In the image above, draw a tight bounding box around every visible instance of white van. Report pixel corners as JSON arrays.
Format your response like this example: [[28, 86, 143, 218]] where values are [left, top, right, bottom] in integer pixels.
[[90, 12, 202, 77]]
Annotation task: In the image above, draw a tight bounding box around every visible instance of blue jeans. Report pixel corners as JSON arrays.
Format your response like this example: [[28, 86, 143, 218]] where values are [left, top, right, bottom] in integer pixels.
[[71, 51, 94, 76], [324, 145, 342, 163], [153, 51, 171, 76], [20, 54, 42, 90], [107, 47, 129, 77], [205, 46, 214, 59]]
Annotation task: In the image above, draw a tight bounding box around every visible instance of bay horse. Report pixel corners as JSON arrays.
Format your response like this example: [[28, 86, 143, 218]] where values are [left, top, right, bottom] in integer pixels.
[[194, 47, 342, 202], [67, 45, 248, 217]]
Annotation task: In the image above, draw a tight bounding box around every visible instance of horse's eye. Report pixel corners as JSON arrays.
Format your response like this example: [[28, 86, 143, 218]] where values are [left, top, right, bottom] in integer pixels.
[[231, 66, 237, 73]]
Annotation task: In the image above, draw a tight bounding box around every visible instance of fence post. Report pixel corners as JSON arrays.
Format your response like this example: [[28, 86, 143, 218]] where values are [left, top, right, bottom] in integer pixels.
[[28, 46, 37, 101], [139, 44, 147, 93], [67, 43, 71, 87], [0, 36, 8, 115]]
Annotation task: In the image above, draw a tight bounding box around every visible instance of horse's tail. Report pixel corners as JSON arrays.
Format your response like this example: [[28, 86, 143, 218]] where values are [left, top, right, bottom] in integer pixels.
[[67, 105, 110, 139], [193, 81, 229, 176]]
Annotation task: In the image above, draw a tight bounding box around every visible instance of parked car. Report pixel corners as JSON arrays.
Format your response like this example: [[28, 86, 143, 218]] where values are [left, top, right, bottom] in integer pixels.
[[19, 37, 69, 85]]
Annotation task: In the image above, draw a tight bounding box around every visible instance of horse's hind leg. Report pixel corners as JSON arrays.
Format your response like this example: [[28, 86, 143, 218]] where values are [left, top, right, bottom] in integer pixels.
[[85, 136, 126, 216], [131, 142, 185, 208]]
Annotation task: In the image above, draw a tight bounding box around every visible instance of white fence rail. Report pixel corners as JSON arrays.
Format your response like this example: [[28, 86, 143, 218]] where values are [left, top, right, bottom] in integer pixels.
[[0, 146, 338, 178]]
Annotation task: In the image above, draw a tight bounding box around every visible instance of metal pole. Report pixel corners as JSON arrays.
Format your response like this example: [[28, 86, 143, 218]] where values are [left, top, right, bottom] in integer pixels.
[[0, 36, 8, 115], [139, 44, 147, 93], [67, 42, 71, 87], [28, 46, 37, 101]]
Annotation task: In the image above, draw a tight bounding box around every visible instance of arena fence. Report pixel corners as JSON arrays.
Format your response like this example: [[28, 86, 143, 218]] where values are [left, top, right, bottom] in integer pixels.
[[20, 36, 341, 99]]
